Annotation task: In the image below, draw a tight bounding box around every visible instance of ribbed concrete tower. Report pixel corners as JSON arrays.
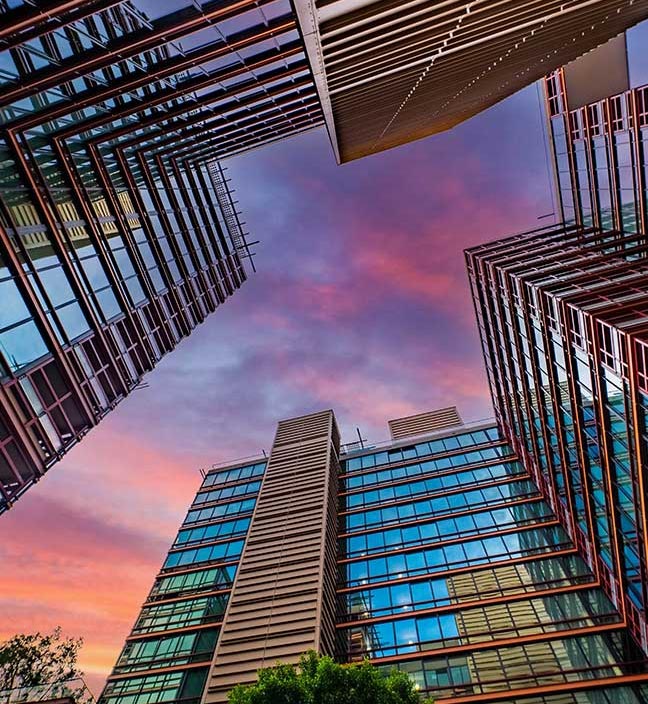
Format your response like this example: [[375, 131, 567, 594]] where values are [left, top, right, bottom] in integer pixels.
[[203, 410, 341, 703]]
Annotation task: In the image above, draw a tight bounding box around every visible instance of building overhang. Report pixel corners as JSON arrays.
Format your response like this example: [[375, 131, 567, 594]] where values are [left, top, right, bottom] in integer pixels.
[[292, 0, 648, 164]]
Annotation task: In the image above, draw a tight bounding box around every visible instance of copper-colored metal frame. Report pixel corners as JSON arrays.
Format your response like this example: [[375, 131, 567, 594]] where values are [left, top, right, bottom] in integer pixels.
[[466, 223, 648, 652], [0, 0, 325, 512], [544, 69, 648, 239]]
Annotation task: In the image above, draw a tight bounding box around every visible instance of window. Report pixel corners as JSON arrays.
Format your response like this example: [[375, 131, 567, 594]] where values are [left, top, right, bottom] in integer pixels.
[[569, 306, 586, 349], [175, 518, 250, 546], [610, 95, 627, 132], [163, 539, 244, 570], [201, 462, 266, 487], [183, 498, 255, 526], [636, 339, 648, 393], [346, 525, 569, 587], [149, 565, 236, 601], [116, 629, 219, 673], [345, 480, 537, 533], [192, 479, 261, 507], [101, 669, 208, 704], [133, 595, 228, 634], [545, 72, 564, 116], [598, 321, 623, 375]]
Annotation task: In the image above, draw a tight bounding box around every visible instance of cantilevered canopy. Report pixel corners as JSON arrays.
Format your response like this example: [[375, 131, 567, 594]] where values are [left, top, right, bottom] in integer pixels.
[[293, 0, 648, 163]]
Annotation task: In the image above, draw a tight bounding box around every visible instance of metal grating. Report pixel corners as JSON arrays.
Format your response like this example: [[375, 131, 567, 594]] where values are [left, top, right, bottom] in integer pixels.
[[388, 406, 463, 441]]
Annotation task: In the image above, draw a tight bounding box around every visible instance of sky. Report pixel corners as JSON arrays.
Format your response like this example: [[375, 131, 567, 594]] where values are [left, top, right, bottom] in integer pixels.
[[3, 15, 648, 699], [0, 78, 554, 696]]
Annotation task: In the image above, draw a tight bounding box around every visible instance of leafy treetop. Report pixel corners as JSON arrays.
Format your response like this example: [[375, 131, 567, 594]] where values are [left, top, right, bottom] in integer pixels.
[[228, 651, 423, 704], [0, 628, 87, 703]]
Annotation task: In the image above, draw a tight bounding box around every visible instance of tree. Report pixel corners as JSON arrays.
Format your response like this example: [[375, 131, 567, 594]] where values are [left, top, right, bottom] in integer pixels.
[[0, 628, 88, 702], [228, 651, 423, 704]]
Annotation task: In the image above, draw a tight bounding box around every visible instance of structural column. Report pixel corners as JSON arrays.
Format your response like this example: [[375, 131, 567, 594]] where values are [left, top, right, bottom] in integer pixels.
[[203, 410, 341, 703]]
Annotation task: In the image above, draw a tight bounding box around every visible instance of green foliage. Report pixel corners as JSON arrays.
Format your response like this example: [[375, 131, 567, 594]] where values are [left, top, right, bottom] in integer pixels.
[[0, 627, 87, 702], [228, 651, 423, 704]]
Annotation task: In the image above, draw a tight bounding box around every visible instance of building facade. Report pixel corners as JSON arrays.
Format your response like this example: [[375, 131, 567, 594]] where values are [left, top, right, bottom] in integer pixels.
[[4, 1, 648, 514], [100, 456, 267, 704], [101, 408, 648, 703], [467, 222, 648, 658], [543, 27, 648, 234], [0, 0, 323, 513]]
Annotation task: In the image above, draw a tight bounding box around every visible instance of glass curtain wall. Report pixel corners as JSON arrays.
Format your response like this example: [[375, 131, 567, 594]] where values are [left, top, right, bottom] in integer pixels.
[[338, 423, 646, 701], [99, 459, 266, 704], [0, 0, 322, 512]]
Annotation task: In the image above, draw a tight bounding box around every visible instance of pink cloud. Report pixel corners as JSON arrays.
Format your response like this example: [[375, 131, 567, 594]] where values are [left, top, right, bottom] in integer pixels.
[[0, 494, 165, 696]]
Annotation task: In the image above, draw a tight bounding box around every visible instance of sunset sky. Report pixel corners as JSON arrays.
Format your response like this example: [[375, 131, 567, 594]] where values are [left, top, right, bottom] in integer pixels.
[[0, 81, 553, 696]]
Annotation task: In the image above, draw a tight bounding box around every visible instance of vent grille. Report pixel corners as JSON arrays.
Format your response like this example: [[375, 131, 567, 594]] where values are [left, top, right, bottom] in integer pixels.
[[388, 407, 463, 441]]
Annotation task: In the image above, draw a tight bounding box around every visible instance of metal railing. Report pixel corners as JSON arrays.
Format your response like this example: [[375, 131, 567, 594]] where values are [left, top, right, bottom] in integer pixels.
[[0, 678, 94, 704], [199, 451, 268, 478], [198, 416, 501, 473], [339, 415, 499, 455], [208, 161, 258, 272]]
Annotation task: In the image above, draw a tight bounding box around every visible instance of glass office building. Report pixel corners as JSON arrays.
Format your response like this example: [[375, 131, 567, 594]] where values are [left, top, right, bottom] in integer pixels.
[[102, 409, 648, 703], [100, 457, 267, 704], [338, 418, 648, 702], [0, 0, 322, 513], [543, 23, 648, 234], [467, 222, 648, 658]]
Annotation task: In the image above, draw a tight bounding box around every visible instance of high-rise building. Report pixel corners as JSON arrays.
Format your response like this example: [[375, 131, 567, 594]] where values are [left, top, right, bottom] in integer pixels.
[[100, 408, 648, 704], [466, 222, 648, 656], [543, 26, 648, 233], [0, 0, 323, 513]]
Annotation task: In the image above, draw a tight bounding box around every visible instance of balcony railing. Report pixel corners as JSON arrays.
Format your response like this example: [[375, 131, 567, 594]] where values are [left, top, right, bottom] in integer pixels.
[[0, 678, 94, 704]]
